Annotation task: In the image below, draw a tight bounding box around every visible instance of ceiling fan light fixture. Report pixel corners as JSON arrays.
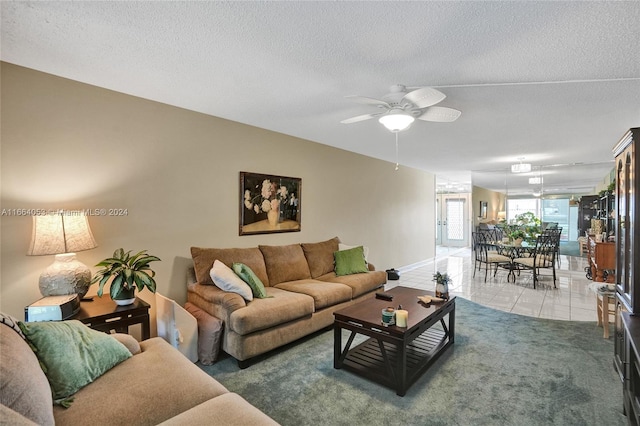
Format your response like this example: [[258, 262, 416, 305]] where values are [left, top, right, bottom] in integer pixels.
[[378, 111, 415, 132]]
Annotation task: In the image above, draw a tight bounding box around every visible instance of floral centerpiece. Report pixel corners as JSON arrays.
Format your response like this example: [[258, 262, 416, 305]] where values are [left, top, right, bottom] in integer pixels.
[[244, 179, 296, 226], [502, 212, 541, 245], [432, 271, 451, 299]]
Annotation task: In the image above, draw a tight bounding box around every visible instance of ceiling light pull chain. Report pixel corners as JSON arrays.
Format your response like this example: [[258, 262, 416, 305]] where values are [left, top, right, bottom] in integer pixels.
[[395, 132, 399, 171]]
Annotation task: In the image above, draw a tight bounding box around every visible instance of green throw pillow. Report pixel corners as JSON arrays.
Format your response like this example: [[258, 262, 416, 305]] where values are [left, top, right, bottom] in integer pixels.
[[334, 246, 369, 276], [233, 262, 271, 298], [18, 320, 132, 405]]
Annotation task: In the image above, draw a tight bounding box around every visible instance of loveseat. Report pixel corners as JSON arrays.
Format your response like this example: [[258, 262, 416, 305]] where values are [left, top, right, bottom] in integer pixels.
[[0, 316, 278, 425], [187, 237, 387, 367]]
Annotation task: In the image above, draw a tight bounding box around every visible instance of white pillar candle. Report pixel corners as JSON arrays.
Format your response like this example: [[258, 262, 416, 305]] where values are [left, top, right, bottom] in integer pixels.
[[396, 309, 408, 327]]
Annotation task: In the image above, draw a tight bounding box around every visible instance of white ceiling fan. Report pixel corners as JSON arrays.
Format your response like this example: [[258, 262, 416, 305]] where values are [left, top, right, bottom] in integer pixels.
[[340, 84, 461, 131]]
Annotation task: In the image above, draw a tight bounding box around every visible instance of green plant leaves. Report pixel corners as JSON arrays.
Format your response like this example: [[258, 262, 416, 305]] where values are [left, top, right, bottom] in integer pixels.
[[91, 248, 160, 299]]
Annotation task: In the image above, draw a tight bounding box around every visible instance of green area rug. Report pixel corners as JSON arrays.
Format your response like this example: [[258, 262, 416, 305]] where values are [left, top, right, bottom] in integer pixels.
[[199, 298, 624, 425]]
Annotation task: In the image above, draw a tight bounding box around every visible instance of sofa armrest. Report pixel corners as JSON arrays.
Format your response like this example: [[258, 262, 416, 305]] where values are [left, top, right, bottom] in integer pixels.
[[367, 262, 376, 271], [187, 281, 247, 323]]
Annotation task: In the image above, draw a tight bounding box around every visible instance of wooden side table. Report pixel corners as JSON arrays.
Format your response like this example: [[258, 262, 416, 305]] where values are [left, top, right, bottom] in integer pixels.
[[74, 296, 150, 340]]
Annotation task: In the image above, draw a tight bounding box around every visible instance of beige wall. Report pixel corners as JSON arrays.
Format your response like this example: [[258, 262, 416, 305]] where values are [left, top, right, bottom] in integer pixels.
[[472, 185, 506, 227], [0, 62, 436, 323]]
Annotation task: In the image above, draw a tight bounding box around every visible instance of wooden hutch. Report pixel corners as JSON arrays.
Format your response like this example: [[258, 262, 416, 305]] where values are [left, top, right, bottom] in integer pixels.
[[612, 128, 640, 424], [587, 236, 616, 283]]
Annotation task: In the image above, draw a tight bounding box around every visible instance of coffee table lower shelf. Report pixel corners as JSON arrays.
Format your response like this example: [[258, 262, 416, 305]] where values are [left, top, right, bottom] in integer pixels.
[[340, 328, 449, 394]]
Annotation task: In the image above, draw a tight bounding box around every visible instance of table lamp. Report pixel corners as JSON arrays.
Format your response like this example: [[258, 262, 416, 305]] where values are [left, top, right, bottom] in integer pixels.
[[27, 212, 98, 298]]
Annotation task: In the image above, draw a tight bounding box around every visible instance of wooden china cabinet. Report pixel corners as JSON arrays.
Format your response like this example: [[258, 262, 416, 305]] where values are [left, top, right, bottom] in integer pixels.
[[615, 128, 640, 313], [612, 128, 640, 424]]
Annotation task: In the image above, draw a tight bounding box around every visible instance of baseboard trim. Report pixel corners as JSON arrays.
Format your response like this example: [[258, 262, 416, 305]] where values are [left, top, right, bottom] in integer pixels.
[[396, 246, 469, 274], [396, 258, 433, 274]]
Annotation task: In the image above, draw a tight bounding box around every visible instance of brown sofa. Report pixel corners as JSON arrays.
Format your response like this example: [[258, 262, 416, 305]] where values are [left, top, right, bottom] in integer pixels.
[[188, 237, 387, 367], [0, 319, 278, 425]]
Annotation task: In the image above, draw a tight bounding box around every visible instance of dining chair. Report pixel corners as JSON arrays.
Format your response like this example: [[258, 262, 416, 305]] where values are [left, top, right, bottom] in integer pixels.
[[543, 227, 562, 267], [472, 232, 512, 282], [512, 234, 557, 289]]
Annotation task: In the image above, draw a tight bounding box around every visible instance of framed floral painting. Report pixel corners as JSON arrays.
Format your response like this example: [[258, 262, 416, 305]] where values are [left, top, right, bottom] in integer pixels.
[[240, 172, 301, 235]]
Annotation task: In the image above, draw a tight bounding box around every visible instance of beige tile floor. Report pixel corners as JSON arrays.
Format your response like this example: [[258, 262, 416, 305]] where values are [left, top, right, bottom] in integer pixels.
[[386, 247, 599, 322]]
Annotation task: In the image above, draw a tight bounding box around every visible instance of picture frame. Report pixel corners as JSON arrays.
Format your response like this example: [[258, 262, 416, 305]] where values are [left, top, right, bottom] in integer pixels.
[[479, 201, 488, 219], [239, 172, 301, 235]]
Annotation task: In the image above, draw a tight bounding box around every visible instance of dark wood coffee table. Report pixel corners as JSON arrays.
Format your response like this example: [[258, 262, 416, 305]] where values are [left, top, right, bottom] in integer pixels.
[[333, 286, 455, 396]]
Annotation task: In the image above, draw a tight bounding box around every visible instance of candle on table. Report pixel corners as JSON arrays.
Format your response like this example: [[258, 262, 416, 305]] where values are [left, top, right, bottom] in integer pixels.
[[396, 309, 408, 327]]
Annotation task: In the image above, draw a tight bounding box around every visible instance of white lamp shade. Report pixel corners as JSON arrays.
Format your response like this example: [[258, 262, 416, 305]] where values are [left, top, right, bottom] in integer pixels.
[[379, 113, 415, 132], [28, 212, 97, 256]]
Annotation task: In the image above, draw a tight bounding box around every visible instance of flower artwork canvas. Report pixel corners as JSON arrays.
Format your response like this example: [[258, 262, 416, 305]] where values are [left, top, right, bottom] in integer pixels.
[[239, 172, 301, 235]]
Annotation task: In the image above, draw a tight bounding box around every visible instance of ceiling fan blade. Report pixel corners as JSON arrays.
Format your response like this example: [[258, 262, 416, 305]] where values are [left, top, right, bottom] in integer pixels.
[[340, 112, 383, 124], [402, 87, 446, 108], [344, 95, 391, 108], [417, 106, 462, 122]]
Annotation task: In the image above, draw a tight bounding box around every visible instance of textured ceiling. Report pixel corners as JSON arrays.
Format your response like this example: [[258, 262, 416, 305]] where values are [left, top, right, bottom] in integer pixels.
[[2, 1, 639, 196]]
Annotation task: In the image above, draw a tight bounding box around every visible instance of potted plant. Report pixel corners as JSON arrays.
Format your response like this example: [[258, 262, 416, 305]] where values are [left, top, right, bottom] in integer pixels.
[[432, 271, 451, 299], [509, 229, 526, 246], [91, 248, 161, 305]]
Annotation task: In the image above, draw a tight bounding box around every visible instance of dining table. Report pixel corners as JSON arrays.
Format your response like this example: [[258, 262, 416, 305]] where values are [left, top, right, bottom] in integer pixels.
[[489, 240, 535, 282]]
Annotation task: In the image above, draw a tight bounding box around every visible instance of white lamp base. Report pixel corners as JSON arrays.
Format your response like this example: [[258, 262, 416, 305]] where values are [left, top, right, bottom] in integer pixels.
[[39, 253, 92, 298]]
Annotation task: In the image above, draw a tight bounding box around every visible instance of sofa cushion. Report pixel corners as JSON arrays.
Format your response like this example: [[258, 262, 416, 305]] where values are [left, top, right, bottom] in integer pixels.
[[301, 237, 340, 278], [319, 270, 387, 298], [334, 246, 369, 276], [274, 279, 353, 309], [259, 244, 311, 286], [53, 338, 230, 425], [191, 246, 269, 286], [1, 312, 25, 338], [158, 393, 279, 426], [210, 260, 253, 301], [232, 263, 270, 298], [0, 322, 54, 426], [228, 287, 314, 335], [18, 320, 132, 403], [0, 404, 39, 425]]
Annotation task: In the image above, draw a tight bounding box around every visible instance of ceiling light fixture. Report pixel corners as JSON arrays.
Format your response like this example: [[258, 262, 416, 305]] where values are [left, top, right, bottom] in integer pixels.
[[378, 110, 415, 132], [528, 176, 543, 185], [511, 157, 532, 173]]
